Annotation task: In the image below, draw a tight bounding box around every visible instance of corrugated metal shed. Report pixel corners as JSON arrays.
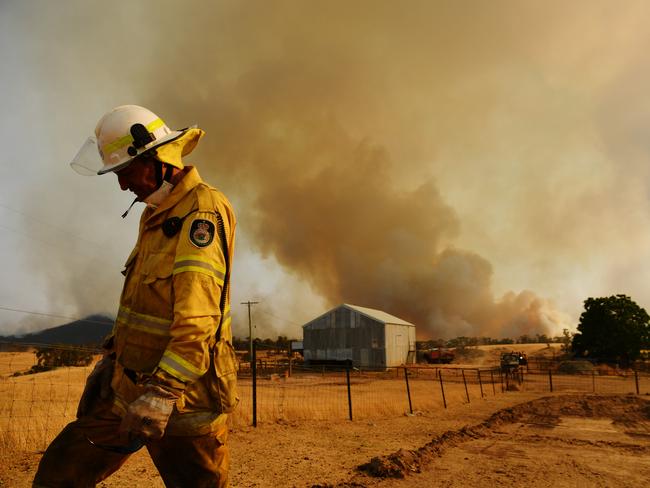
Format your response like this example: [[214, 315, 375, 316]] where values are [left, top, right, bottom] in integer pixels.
[[302, 304, 416, 369]]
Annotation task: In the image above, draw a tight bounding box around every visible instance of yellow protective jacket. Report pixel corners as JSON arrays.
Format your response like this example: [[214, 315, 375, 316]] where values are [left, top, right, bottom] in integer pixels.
[[109, 167, 238, 436]]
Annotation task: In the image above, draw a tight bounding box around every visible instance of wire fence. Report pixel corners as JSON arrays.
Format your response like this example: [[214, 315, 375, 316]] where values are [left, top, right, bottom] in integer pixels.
[[1, 343, 649, 452]]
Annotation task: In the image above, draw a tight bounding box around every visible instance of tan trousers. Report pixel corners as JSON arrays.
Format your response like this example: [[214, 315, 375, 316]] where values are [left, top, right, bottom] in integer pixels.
[[33, 400, 229, 488]]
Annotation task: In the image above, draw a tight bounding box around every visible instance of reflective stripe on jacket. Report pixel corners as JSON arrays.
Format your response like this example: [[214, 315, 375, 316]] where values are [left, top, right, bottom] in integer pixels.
[[109, 167, 237, 435]]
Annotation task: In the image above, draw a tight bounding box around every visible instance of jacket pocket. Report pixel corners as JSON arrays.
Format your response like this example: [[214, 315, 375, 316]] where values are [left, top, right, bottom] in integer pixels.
[[118, 328, 171, 374], [137, 253, 174, 318], [208, 339, 240, 413], [111, 362, 145, 405], [142, 252, 173, 283]]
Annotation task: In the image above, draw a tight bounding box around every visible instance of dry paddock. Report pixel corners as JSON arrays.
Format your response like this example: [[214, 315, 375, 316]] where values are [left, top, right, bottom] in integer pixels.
[[1, 352, 649, 451], [1, 351, 650, 487]]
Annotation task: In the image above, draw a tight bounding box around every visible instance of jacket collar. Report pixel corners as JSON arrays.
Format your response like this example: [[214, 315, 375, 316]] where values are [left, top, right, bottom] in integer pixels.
[[143, 166, 203, 225]]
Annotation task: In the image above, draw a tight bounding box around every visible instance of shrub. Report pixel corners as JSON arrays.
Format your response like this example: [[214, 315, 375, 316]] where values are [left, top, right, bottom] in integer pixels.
[[18, 346, 95, 375], [557, 360, 594, 374]]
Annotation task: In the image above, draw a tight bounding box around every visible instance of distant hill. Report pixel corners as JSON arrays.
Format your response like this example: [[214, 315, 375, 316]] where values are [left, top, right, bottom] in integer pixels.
[[0, 314, 114, 347]]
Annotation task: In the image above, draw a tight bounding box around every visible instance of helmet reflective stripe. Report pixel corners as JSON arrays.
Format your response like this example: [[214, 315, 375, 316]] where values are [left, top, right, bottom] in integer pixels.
[[94, 105, 183, 175], [70, 105, 200, 176], [101, 117, 165, 157]]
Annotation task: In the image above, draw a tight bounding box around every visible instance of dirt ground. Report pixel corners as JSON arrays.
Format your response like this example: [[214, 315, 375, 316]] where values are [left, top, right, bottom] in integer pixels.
[[2, 392, 649, 487]]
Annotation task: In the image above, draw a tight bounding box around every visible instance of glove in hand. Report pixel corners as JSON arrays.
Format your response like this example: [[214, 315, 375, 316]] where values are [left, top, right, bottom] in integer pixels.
[[119, 384, 177, 441], [76, 356, 114, 418]]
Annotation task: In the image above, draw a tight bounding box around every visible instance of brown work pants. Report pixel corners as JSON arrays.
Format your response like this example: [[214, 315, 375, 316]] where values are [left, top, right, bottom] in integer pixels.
[[33, 400, 229, 488]]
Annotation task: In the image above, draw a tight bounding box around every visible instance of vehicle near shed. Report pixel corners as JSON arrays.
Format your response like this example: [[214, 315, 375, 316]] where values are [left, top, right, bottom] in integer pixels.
[[422, 348, 455, 364], [500, 351, 528, 372], [500, 352, 522, 373]]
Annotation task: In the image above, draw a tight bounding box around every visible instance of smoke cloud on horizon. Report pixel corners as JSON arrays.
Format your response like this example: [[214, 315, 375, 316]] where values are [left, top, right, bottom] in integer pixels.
[[3, 1, 650, 340]]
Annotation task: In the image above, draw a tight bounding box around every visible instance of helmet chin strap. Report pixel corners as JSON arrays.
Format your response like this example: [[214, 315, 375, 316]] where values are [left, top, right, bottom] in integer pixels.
[[155, 161, 174, 188]]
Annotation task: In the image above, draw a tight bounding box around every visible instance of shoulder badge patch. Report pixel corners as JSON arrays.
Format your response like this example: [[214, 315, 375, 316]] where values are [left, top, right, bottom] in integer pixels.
[[189, 219, 215, 248]]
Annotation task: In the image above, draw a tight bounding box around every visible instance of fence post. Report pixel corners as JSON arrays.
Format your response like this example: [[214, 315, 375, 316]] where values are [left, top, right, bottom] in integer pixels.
[[490, 370, 496, 395], [500, 369, 504, 393], [346, 360, 353, 421], [404, 367, 413, 414], [635, 370, 640, 395], [477, 369, 484, 398], [462, 369, 470, 403], [592, 370, 596, 393], [439, 369, 447, 409], [548, 369, 553, 393], [252, 340, 258, 427]]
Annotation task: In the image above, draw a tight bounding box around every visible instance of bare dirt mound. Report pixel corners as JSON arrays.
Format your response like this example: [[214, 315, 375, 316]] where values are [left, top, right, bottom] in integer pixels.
[[486, 393, 650, 428], [356, 394, 650, 480]]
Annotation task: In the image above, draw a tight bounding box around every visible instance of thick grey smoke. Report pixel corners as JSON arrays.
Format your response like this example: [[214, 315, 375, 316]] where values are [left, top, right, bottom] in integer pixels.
[[4, 1, 650, 339], [188, 89, 564, 337]]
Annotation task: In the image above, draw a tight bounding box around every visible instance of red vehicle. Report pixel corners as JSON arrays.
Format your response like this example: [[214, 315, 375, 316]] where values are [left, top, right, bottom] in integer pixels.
[[423, 348, 455, 364]]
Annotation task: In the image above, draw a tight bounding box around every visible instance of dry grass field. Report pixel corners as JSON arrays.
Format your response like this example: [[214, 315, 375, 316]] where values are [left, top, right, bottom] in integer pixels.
[[1, 347, 649, 487], [0, 352, 93, 452], [0, 354, 491, 452]]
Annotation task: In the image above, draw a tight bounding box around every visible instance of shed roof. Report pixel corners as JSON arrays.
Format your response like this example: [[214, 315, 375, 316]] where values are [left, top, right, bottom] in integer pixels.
[[343, 304, 414, 326], [303, 303, 414, 328]]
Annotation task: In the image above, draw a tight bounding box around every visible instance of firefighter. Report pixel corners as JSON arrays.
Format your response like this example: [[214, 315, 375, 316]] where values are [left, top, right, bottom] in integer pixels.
[[34, 105, 238, 487]]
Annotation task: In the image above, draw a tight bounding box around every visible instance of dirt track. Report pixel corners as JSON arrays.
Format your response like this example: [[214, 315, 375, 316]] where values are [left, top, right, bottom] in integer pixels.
[[2, 392, 649, 487], [352, 394, 650, 487]]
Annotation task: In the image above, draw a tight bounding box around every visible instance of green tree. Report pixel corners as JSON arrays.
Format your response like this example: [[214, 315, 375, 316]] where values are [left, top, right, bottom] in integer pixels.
[[560, 328, 573, 352], [572, 295, 650, 366]]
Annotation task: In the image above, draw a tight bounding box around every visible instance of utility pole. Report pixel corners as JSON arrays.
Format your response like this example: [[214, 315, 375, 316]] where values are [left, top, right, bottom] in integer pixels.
[[241, 301, 259, 362]]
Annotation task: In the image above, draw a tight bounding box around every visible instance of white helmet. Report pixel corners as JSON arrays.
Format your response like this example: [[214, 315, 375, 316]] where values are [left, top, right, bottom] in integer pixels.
[[71, 105, 192, 175]]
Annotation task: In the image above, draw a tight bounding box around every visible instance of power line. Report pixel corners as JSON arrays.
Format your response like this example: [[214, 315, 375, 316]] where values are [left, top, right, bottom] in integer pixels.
[[0, 305, 114, 327], [0, 202, 105, 248], [0, 340, 101, 353], [0, 222, 117, 270], [243, 291, 304, 327], [258, 309, 303, 327], [0, 201, 133, 276]]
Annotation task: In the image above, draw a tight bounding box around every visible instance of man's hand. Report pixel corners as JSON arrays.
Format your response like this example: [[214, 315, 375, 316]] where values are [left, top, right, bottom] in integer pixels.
[[118, 384, 178, 441], [76, 356, 114, 418]]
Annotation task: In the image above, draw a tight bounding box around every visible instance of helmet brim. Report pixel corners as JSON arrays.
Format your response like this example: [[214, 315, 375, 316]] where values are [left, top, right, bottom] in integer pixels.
[[97, 126, 196, 175]]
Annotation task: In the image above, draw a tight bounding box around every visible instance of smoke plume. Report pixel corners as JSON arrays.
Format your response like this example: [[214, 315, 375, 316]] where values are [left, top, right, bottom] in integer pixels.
[[139, 27, 567, 338], [11, 1, 650, 339]]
